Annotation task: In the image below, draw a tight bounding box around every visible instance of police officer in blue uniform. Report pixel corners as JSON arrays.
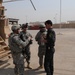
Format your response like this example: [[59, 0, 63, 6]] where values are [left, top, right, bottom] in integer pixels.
[[44, 20, 56, 75]]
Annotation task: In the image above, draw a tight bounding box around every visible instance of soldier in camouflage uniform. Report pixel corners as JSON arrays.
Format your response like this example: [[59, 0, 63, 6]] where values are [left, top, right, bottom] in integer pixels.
[[19, 23, 33, 69], [8, 25, 31, 75], [35, 24, 47, 69]]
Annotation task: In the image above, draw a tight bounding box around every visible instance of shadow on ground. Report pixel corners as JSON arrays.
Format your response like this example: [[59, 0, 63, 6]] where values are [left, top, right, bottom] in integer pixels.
[[0, 67, 45, 75]]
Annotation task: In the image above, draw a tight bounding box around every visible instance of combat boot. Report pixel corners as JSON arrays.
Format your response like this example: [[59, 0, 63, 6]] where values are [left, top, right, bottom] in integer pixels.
[[37, 65, 43, 69], [27, 64, 32, 69]]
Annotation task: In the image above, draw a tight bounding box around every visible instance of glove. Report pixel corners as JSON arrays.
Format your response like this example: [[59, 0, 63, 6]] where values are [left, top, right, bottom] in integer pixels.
[[29, 40, 33, 44]]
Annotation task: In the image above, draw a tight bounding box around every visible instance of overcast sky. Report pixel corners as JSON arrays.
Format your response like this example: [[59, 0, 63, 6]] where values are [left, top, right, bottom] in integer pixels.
[[3, 0, 75, 24]]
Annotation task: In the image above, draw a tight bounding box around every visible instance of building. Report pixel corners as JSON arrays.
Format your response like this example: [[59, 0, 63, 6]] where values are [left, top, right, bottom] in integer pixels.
[[67, 21, 75, 24], [7, 18, 19, 25]]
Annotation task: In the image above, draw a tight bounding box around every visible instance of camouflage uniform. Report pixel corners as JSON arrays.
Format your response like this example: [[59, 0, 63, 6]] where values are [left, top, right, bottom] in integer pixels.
[[19, 27, 32, 68], [8, 25, 30, 75], [35, 25, 46, 68]]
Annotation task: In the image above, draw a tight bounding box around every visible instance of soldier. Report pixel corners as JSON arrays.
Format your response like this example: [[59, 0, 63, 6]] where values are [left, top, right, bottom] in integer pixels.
[[44, 20, 56, 75], [35, 24, 47, 69], [8, 25, 31, 75], [19, 23, 33, 69]]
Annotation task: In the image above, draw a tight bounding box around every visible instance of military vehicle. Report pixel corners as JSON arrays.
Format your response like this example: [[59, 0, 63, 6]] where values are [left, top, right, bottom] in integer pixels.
[[0, 0, 36, 60]]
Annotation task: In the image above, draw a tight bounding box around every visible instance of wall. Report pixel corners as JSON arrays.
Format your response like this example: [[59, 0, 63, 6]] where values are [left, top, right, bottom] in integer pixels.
[[53, 23, 75, 28]]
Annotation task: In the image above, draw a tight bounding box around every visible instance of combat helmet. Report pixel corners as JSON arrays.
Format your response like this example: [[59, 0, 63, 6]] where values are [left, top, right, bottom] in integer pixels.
[[11, 25, 20, 31], [21, 23, 28, 29], [39, 24, 45, 28]]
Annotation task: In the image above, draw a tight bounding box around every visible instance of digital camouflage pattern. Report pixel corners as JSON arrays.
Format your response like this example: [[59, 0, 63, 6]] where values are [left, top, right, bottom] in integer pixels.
[[8, 32, 30, 75]]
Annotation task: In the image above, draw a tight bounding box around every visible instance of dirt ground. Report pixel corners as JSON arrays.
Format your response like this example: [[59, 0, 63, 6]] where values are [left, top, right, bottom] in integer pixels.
[[0, 28, 75, 75]]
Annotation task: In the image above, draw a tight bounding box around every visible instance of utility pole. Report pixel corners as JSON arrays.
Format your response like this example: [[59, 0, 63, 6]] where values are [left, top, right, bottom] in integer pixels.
[[60, 0, 61, 29], [26, 15, 28, 23], [58, 0, 62, 35]]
